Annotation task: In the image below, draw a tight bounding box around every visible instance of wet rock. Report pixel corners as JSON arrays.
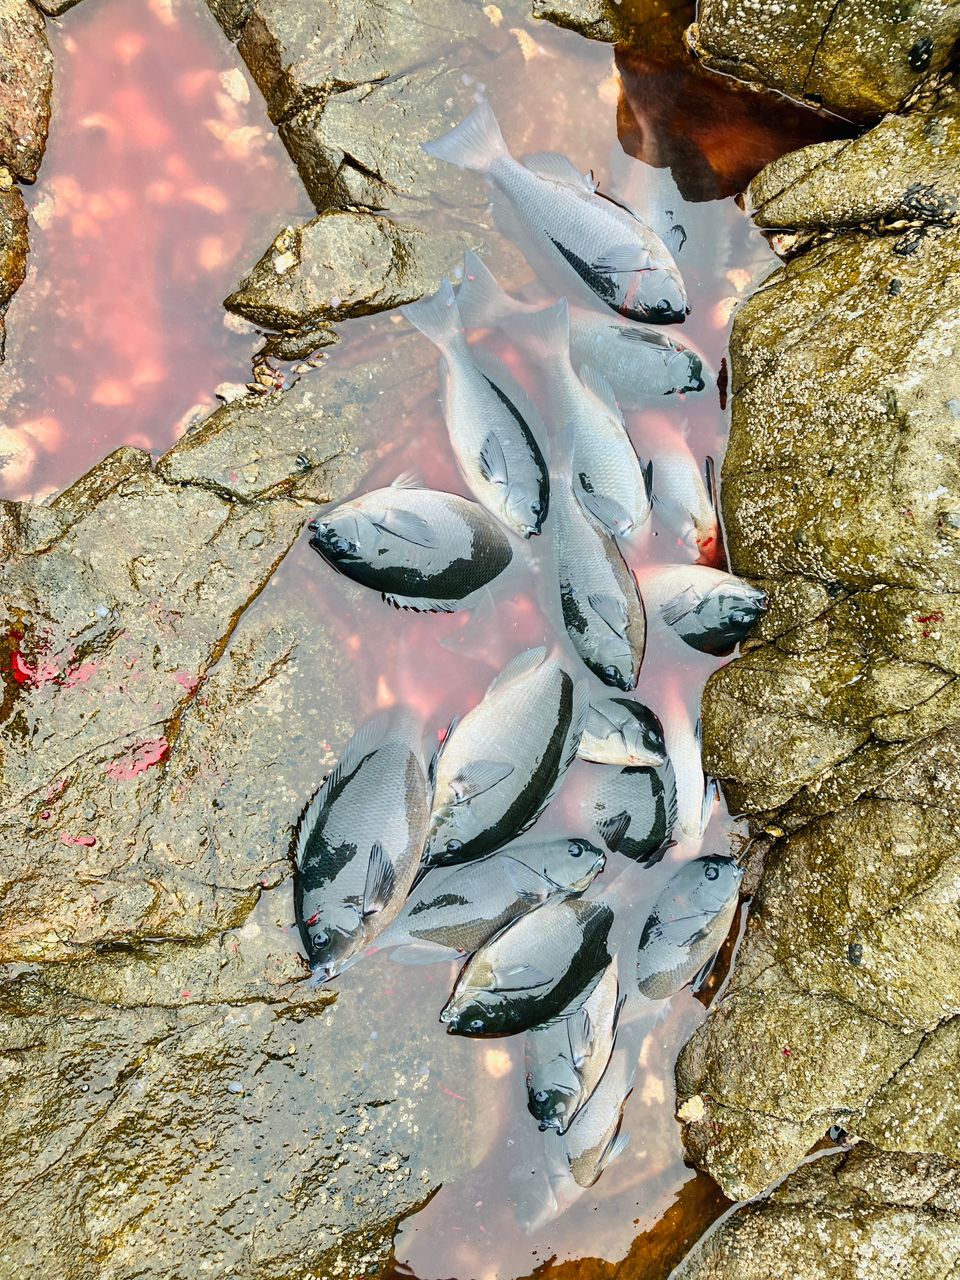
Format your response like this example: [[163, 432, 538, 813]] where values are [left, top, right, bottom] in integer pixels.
[[30, 0, 84, 14], [0, 182, 27, 358], [687, 0, 960, 124], [674, 1145, 960, 1279], [224, 210, 472, 333], [0, 0, 53, 182], [747, 93, 960, 230], [530, 0, 623, 43], [203, 0, 254, 41]]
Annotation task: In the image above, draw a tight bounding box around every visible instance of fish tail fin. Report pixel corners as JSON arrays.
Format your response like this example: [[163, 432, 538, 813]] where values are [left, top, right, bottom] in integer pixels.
[[422, 100, 509, 174], [502, 298, 570, 364], [456, 251, 523, 329], [400, 278, 461, 351]]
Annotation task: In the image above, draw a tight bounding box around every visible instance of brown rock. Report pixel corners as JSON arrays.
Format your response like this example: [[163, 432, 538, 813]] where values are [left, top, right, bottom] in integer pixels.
[[0, 0, 53, 182]]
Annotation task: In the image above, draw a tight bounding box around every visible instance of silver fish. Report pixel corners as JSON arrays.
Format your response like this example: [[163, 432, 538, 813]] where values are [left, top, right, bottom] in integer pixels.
[[456, 252, 703, 403], [423, 103, 687, 323], [648, 422, 722, 566], [308, 475, 513, 613], [524, 961, 623, 1133], [635, 564, 768, 657], [551, 471, 646, 691], [293, 709, 431, 982], [387, 835, 605, 961], [559, 1047, 635, 1188], [635, 855, 743, 999], [660, 694, 714, 842], [401, 279, 549, 538], [587, 758, 677, 866], [499, 299, 652, 541], [578, 696, 666, 768], [440, 896, 613, 1037], [426, 647, 588, 867]]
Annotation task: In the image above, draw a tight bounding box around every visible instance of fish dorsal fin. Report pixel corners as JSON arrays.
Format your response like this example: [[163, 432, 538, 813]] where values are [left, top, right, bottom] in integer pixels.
[[587, 591, 629, 637], [479, 431, 509, 486], [701, 775, 719, 833], [597, 809, 631, 851], [486, 646, 548, 696], [567, 1005, 594, 1070], [523, 151, 597, 193], [503, 856, 551, 904], [598, 1130, 630, 1175], [578, 490, 632, 538], [450, 758, 515, 804], [429, 713, 460, 791], [643, 458, 654, 505], [369, 507, 437, 548], [494, 962, 553, 992], [660, 584, 701, 627], [592, 243, 653, 276], [391, 470, 422, 489], [362, 842, 396, 917], [470, 347, 547, 450], [578, 364, 623, 421], [704, 455, 719, 513]]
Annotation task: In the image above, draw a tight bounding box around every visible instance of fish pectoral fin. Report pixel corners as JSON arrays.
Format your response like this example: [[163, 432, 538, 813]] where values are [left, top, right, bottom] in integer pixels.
[[523, 150, 598, 193], [660, 585, 702, 627], [597, 809, 631, 851], [579, 491, 632, 537], [566, 1006, 594, 1070], [478, 431, 510, 487], [493, 962, 553, 992], [691, 951, 719, 993], [648, 914, 711, 948], [591, 243, 653, 276], [503, 856, 550, 904], [485, 645, 547, 695], [370, 508, 437, 548], [450, 758, 515, 804], [587, 591, 630, 637], [598, 1130, 630, 1174], [362, 842, 397, 917]]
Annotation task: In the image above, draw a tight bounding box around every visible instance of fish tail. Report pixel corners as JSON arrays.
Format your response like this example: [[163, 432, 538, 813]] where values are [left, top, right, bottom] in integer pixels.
[[456, 251, 522, 329], [401, 278, 461, 350], [502, 299, 569, 364], [422, 100, 509, 174]]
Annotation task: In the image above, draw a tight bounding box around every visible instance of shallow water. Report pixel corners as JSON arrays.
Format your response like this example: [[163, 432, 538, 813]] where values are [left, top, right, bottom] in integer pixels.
[[5, 0, 838, 1276]]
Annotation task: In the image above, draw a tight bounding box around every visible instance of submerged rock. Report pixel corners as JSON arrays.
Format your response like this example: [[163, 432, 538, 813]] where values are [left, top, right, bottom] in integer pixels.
[[687, 0, 960, 124], [0, 182, 27, 357], [0, 0, 53, 182], [674, 1145, 960, 1279]]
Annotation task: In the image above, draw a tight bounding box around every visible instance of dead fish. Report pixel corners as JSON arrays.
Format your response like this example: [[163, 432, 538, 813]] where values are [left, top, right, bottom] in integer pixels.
[[457, 252, 703, 402], [307, 475, 513, 613], [551, 463, 646, 691], [499, 299, 652, 541], [660, 689, 714, 842], [635, 855, 743, 999], [424, 103, 687, 323], [559, 1047, 635, 1187], [587, 758, 677, 866], [425, 647, 588, 867], [525, 961, 623, 1133], [635, 564, 768, 656], [578, 696, 666, 768], [440, 896, 613, 1036], [648, 421, 722, 566], [387, 835, 605, 962], [293, 709, 431, 982], [401, 279, 549, 538]]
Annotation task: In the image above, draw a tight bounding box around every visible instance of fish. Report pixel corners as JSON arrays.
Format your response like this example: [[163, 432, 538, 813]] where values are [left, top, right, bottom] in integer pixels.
[[524, 961, 623, 1133], [578, 696, 666, 768], [401, 279, 549, 539], [387, 835, 605, 962], [659, 688, 715, 842], [307, 475, 513, 613], [498, 299, 652, 541], [587, 758, 677, 866], [635, 855, 744, 999], [440, 896, 613, 1036], [635, 564, 768, 656], [425, 646, 589, 867], [559, 1047, 635, 1188], [293, 709, 432, 982], [647, 420, 723, 566], [551, 463, 646, 691], [423, 102, 687, 323], [456, 252, 704, 403]]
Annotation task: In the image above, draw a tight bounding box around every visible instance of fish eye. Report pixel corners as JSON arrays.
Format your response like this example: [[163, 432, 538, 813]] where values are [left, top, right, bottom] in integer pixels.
[[532, 501, 543, 516], [568, 841, 585, 857], [602, 665, 619, 683], [468, 1017, 485, 1031], [446, 839, 463, 853], [704, 865, 719, 881], [656, 298, 671, 313], [534, 1090, 549, 1104], [313, 929, 330, 947]]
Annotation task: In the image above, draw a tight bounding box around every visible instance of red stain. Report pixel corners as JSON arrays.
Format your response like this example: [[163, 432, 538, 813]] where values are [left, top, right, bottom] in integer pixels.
[[440, 1086, 467, 1102], [173, 670, 199, 692], [61, 832, 97, 847], [62, 661, 100, 686], [104, 737, 170, 780], [10, 649, 60, 688]]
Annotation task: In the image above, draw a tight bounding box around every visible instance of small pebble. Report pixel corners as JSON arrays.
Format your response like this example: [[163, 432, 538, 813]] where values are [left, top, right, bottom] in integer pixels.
[[226, 1081, 244, 1095]]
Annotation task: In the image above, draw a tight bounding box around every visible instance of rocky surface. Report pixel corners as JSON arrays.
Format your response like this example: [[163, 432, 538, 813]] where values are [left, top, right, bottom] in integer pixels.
[[679, 92, 960, 1209], [687, 0, 960, 124], [0, 182, 27, 358], [674, 1145, 960, 1279], [0, 0, 52, 182], [30, 0, 84, 15]]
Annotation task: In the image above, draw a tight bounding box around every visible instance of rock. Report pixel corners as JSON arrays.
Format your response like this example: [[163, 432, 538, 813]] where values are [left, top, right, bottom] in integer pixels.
[[224, 210, 472, 333], [203, 0, 255, 40], [0, 0, 52, 182], [29, 0, 84, 14], [0, 182, 27, 358], [687, 0, 960, 124], [674, 1145, 960, 1279], [747, 92, 960, 230], [530, 0, 620, 43]]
